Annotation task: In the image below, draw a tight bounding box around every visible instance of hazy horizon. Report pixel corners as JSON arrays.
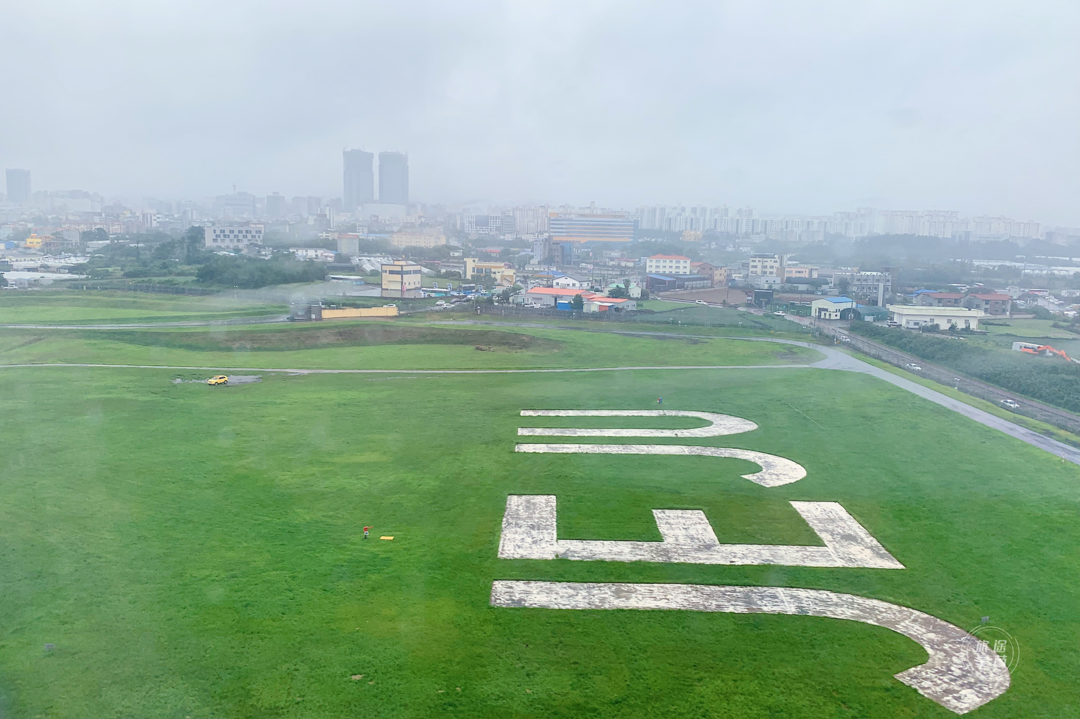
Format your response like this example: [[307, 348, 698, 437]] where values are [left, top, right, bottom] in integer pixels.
[[3, 0, 1078, 224]]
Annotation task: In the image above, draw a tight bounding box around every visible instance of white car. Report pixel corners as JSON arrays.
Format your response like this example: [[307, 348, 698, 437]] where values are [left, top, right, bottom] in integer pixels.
[[435, 300, 446, 306], [905, 363, 922, 371], [695, 300, 708, 305], [999, 399, 1021, 410], [773, 311, 785, 316]]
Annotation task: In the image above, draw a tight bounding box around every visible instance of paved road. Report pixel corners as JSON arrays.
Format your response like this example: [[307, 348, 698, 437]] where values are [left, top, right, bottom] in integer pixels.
[[2, 317, 1078, 465]]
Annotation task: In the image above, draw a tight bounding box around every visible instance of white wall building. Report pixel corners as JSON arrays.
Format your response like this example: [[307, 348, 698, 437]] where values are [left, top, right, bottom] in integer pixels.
[[205, 223, 264, 249], [748, 254, 783, 277], [552, 276, 582, 289], [888, 305, 986, 330], [645, 254, 691, 274]]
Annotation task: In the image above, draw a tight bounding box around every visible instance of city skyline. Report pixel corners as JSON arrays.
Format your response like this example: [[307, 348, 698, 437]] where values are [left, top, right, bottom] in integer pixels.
[[3, 162, 1072, 239], [0, 1, 1076, 225]]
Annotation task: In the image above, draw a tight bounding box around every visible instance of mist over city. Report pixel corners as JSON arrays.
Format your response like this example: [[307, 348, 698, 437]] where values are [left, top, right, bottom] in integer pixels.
[[2, 0, 1078, 224]]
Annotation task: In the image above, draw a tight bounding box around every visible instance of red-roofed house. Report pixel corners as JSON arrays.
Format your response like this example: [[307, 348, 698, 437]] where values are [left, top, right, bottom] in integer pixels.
[[584, 296, 636, 312], [522, 287, 636, 311], [963, 293, 1012, 316], [523, 287, 591, 307]]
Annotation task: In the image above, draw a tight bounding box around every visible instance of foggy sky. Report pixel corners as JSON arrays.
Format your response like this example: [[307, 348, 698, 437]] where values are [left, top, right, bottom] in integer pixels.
[[3, 0, 1078, 224]]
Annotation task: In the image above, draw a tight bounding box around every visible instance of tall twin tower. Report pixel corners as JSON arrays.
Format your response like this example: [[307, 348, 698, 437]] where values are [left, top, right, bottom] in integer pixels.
[[343, 149, 408, 211]]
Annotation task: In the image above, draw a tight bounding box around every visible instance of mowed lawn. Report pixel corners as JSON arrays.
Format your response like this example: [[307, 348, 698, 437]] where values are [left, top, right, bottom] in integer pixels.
[[0, 323, 821, 370], [0, 291, 285, 325], [0, 363, 1077, 717]]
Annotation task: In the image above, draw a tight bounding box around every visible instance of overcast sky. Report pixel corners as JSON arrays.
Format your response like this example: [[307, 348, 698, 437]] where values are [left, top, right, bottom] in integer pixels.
[[3, 0, 1078, 224]]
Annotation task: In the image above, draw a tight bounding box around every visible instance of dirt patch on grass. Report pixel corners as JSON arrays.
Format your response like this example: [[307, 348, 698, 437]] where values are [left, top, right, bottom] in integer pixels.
[[86, 325, 562, 354]]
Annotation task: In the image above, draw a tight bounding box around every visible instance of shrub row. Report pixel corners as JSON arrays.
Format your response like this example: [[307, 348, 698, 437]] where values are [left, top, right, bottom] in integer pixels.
[[848, 323, 1080, 413]]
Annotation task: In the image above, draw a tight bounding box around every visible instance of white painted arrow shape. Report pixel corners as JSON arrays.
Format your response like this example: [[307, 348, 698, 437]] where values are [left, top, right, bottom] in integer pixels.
[[518, 409, 758, 438], [514, 443, 807, 487], [490, 580, 1010, 715]]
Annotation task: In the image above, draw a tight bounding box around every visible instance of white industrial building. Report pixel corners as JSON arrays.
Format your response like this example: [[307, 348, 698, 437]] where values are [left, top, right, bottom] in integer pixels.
[[887, 305, 986, 330]]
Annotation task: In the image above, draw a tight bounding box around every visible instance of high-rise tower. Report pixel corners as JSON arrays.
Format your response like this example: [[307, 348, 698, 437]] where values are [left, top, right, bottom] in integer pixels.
[[5, 169, 31, 203], [378, 152, 408, 205], [343, 150, 374, 211]]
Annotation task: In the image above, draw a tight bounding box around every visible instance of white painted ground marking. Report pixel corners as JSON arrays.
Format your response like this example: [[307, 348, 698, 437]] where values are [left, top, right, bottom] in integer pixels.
[[514, 443, 806, 488], [497, 496, 902, 568], [517, 410, 758, 438], [497, 496, 557, 560], [490, 581, 1010, 715]]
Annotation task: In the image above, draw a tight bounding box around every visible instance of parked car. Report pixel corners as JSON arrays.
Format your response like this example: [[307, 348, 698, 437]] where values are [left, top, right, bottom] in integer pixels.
[[905, 363, 922, 371], [773, 311, 785, 316], [435, 300, 446, 306], [695, 300, 708, 305], [838, 335, 850, 342], [207, 375, 229, 386], [383, 304, 397, 308], [999, 399, 1021, 410]]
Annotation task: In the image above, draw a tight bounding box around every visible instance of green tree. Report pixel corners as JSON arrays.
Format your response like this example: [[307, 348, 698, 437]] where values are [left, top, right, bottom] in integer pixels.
[[837, 278, 851, 296], [183, 226, 206, 264], [570, 294, 584, 311]]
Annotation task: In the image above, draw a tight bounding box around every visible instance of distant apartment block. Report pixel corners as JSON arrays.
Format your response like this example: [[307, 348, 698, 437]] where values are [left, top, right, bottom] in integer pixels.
[[748, 254, 783, 277], [549, 213, 634, 243], [214, 192, 257, 218], [5, 169, 31, 203], [378, 152, 409, 204], [265, 192, 286, 218], [205, 223, 264, 249], [645, 254, 691, 274], [390, 229, 447, 249], [462, 214, 507, 236], [343, 149, 375, 211]]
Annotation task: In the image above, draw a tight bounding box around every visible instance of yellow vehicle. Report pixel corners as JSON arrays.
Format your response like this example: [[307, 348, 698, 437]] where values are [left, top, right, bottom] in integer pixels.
[[207, 375, 229, 386]]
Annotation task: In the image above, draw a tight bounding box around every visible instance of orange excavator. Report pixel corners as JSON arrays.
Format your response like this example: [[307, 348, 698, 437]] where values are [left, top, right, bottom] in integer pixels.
[[1017, 344, 1078, 362]]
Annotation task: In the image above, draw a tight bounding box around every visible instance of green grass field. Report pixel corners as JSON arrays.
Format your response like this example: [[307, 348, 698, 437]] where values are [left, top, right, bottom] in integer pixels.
[[0, 323, 820, 371], [982, 319, 1079, 339], [0, 293, 1077, 718], [0, 292, 285, 325]]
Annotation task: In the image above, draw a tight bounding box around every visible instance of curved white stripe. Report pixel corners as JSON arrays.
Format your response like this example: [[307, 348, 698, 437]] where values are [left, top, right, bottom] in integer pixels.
[[490, 581, 1010, 715], [518, 409, 758, 438], [514, 443, 806, 487]]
